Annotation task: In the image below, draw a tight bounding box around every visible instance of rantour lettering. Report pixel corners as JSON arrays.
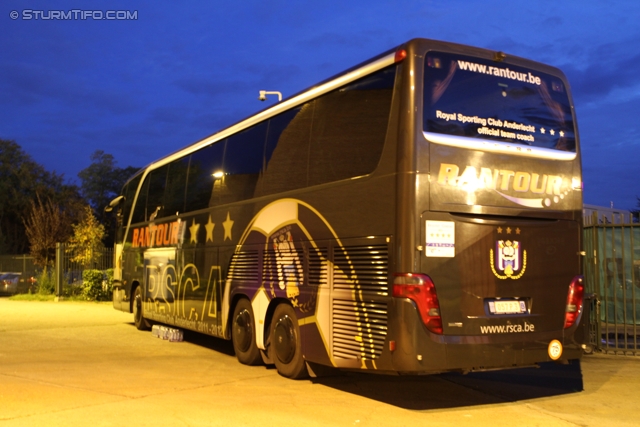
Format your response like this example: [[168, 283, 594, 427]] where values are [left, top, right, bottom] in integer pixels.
[[437, 163, 564, 195], [131, 220, 185, 248]]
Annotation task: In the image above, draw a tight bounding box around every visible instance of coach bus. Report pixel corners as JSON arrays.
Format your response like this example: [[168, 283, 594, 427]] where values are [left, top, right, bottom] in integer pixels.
[[109, 38, 584, 379]]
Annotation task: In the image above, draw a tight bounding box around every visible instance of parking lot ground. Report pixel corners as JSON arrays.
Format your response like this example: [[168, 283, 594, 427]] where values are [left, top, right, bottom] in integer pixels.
[[1, 297, 639, 426]]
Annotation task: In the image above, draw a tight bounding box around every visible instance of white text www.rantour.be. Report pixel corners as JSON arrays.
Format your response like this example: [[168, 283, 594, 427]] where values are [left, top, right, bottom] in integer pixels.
[[457, 60, 542, 86], [480, 322, 535, 334]]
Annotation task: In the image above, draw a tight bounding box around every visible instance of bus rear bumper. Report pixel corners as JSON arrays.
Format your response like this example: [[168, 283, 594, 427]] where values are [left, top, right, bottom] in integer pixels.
[[369, 300, 583, 375]]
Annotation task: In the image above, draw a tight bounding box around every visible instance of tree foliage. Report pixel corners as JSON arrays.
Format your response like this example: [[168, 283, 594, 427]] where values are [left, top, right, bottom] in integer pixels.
[[67, 205, 106, 269], [78, 150, 138, 246], [0, 139, 83, 254], [78, 150, 138, 215], [0, 141, 136, 256], [23, 196, 75, 267]]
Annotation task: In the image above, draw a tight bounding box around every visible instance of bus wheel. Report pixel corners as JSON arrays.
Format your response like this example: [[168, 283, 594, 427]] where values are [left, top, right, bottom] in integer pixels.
[[133, 286, 151, 331], [232, 299, 262, 365], [271, 304, 308, 379]]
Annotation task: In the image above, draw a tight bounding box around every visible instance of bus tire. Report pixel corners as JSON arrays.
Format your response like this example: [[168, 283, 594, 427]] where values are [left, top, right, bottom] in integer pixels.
[[232, 299, 262, 365], [133, 286, 151, 331], [271, 303, 308, 379]]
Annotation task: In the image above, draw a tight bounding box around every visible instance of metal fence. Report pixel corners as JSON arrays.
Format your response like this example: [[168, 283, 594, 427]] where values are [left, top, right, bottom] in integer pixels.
[[55, 243, 114, 289], [0, 244, 113, 295], [583, 212, 640, 355]]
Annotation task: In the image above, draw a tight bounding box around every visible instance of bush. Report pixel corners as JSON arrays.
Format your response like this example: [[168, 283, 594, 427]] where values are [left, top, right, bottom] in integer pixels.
[[82, 269, 113, 301], [63, 275, 84, 298], [82, 269, 103, 300], [36, 268, 55, 295], [104, 268, 114, 296]]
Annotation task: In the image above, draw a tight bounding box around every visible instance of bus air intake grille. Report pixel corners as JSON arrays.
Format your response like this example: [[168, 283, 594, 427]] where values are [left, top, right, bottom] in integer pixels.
[[333, 245, 388, 296], [308, 247, 329, 287], [227, 251, 259, 282], [332, 299, 388, 360]]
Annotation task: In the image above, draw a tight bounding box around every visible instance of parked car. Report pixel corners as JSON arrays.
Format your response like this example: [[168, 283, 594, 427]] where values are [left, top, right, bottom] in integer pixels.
[[0, 272, 21, 295]]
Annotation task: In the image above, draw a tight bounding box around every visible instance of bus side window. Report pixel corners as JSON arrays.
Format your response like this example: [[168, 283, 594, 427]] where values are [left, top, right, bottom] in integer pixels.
[[258, 105, 311, 196], [146, 165, 169, 221], [185, 141, 225, 212], [120, 174, 142, 238], [308, 67, 394, 186], [163, 157, 189, 217], [215, 122, 267, 205], [131, 176, 149, 225]]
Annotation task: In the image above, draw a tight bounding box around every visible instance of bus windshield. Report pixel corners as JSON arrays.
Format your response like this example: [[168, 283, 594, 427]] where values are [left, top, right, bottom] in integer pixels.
[[424, 51, 576, 154]]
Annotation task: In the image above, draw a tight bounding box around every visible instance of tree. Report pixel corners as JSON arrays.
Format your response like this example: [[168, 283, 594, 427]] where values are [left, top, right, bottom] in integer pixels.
[[23, 196, 74, 267], [0, 139, 83, 254], [78, 150, 138, 214], [67, 205, 106, 268], [78, 150, 138, 245]]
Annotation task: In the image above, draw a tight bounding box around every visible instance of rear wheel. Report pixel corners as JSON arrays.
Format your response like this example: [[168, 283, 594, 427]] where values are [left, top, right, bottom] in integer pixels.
[[133, 286, 151, 331], [232, 299, 262, 365], [271, 303, 308, 379]]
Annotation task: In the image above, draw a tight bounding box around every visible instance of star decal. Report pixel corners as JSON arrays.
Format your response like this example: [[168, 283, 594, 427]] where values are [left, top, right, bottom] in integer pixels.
[[497, 227, 503, 234], [506, 227, 512, 234], [550, 129, 556, 136], [559, 130, 565, 137], [205, 215, 215, 242], [516, 227, 521, 235], [540, 128, 546, 134], [223, 212, 234, 241], [189, 219, 200, 244]]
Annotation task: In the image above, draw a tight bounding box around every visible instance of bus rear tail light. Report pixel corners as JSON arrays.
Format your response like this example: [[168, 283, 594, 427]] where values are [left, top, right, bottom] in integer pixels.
[[564, 276, 584, 329], [393, 273, 443, 334]]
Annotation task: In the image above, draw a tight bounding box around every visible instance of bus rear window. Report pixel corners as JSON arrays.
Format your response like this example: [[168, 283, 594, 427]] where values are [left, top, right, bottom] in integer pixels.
[[424, 51, 575, 153]]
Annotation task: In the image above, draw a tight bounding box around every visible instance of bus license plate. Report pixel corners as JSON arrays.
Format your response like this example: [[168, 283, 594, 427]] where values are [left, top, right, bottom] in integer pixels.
[[489, 300, 526, 314]]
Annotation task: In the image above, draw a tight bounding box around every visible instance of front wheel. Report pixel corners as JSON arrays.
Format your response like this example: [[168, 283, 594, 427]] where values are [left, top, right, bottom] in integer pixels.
[[132, 286, 151, 331], [232, 299, 262, 365], [270, 303, 308, 379]]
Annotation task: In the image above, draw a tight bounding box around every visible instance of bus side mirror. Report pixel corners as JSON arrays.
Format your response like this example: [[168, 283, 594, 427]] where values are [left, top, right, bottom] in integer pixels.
[[105, 195, 125, 213]]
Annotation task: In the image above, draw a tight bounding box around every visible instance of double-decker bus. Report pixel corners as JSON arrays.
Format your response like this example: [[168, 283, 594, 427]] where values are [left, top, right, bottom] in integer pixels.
[[109, 38, 585, 379]]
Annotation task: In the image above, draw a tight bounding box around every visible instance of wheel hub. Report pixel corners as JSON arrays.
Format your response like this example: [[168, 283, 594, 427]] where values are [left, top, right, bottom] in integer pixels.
[[273, 315, 296, 364], [234, 310, 253, 352]]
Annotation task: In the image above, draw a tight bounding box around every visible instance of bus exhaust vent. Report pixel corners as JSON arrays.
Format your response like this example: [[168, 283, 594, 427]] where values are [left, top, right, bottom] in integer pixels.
[[228, 251, 259, 282], [332, 299, 388, 360], [333, 244, 388, 296]]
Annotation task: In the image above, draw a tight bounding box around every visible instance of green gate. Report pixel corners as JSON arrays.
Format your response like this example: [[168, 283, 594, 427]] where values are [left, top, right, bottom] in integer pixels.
[[583, 212, 640, 355]]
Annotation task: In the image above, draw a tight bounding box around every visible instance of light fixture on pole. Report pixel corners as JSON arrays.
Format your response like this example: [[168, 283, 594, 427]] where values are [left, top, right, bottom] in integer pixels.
[[258, 90, 282, 102]]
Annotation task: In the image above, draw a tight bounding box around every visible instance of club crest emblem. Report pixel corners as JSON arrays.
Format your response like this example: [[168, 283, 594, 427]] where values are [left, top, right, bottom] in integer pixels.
[[490, 240, 527, 280], [272, 228, 302, 301]]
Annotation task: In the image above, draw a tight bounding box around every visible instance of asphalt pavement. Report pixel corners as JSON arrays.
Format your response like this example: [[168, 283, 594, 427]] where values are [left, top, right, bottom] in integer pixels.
[[0, 297, 639, 426]]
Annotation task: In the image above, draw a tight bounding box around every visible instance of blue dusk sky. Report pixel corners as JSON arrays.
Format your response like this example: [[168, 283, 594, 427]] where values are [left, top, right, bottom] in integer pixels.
[[2, 0, 639, 210]]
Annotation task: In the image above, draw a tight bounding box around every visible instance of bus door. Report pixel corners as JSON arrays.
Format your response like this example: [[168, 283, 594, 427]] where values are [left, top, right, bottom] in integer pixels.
[[144, 247, 177, 323], [175, 247, 222, 336]]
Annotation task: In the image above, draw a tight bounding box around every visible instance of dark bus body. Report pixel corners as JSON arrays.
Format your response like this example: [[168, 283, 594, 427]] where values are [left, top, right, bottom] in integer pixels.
[[111, 38, 584, 378]]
